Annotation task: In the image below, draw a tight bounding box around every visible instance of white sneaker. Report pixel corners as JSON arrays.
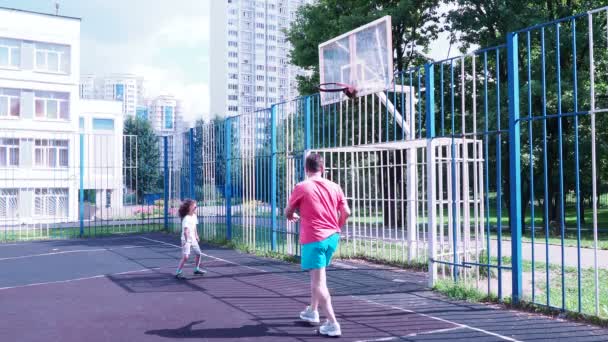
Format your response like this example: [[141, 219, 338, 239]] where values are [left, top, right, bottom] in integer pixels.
[[299, 306, 320, 324], [319, 320, 341, 337]]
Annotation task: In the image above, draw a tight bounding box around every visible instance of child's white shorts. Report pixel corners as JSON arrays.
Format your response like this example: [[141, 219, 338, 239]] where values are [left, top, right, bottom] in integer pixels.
[[182, 241, 202, 256]]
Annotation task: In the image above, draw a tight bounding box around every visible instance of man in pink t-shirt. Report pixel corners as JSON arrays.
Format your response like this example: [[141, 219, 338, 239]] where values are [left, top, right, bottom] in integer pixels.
[[285, 153, 350, 337]]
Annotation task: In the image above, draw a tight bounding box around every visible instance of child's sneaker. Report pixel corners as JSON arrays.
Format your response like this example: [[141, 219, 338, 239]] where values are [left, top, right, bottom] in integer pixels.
[[193, 268, 207, 275], [299, 306, 320, 324], [319, 320, 341, 337], [175, 271, 186, 279]]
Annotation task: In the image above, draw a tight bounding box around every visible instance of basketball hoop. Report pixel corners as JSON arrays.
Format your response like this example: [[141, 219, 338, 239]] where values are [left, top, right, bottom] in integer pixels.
[[318, 82, 357, 99]]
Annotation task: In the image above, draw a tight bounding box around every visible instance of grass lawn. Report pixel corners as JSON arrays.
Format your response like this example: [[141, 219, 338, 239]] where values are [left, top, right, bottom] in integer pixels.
[[0, 223, 166, 242]]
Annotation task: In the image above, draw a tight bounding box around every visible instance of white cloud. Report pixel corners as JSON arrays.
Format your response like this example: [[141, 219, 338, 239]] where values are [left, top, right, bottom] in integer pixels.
[[78, 1, 209, 126]]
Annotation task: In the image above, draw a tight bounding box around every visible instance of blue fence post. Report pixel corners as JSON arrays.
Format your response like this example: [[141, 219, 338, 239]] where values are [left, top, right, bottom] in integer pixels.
[[79, 134, 84, 237], [189, 128, 195, 199], [305, 96, 312, 151], [225, 120, 232, 241], [271, 105, 278, 251], [163, 136, 169, 230], [507, 31, 523, 304], [425, 64, 435, 139]]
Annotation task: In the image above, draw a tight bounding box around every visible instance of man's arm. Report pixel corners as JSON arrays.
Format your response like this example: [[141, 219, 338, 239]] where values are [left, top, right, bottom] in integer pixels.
[[337, 205, 350, 228], [285, 184, 301, 222], [285, 205, 300, 222]]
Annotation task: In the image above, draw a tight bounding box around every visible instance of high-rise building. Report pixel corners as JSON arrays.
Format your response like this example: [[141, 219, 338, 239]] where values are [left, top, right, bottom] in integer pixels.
[[148, 95, 185, 167], [79, 74, 144, 116], [209, 0, 313, 118]]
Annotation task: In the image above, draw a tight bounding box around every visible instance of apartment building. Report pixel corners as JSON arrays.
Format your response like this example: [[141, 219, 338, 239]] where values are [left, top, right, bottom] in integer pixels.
[[79, 73, 144, 116], [209, 0, 313, 118]]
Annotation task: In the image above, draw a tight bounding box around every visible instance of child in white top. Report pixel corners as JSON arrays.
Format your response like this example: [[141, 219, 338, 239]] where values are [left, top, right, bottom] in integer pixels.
[[175, 199, 206, 278]]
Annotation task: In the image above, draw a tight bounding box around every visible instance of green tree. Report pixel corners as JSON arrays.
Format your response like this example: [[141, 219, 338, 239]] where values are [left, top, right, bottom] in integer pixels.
[[124, 116, 162, 204], [445, 0, 608, 231], [287, 0, 442, 95]]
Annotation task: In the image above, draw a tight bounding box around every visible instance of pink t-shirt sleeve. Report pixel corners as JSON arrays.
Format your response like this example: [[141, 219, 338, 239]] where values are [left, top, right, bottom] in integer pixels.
[[287, 184, 303, 209]]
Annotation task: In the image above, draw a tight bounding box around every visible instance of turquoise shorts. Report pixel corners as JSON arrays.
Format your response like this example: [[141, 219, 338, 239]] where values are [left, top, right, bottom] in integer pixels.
[[301, 233, 340, 270]]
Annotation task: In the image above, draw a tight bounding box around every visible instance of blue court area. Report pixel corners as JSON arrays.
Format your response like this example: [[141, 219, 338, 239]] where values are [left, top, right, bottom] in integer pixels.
[[1, 233, 607, 342]]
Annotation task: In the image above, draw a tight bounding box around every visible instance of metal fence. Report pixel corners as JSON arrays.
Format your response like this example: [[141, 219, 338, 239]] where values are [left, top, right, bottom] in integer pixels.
[[2, 6, 608, 320]]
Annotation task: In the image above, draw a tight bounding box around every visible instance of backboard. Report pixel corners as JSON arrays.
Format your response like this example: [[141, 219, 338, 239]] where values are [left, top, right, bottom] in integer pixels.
[[318, 16, 393, 106]]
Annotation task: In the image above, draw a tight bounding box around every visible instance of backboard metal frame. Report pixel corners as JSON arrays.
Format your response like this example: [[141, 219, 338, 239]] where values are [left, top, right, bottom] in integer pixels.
[[318, 15, 393, 106]]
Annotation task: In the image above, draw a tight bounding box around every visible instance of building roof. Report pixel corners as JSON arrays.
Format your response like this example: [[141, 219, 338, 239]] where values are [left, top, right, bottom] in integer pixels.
[[0, 6, 81, 21]]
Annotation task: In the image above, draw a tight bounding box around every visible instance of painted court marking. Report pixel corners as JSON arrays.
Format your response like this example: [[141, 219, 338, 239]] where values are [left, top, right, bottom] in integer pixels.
[[139, 236, 269, 273], [357, 297, 521, 342], [141, 236, 521, 342], [354, 326, 466, 342], [0, 267, 160, 291], [0, 236, 521, 341], [0, 245, 159, 262]]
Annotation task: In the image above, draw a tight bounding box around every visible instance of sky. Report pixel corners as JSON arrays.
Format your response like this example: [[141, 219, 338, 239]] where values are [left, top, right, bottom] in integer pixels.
[[0, 0, 210, 124]]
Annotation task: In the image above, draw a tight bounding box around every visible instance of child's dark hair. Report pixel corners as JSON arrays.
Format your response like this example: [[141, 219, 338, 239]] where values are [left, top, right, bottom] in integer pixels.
[[305, 153, 324, 173], [178, 199, 196, 220]]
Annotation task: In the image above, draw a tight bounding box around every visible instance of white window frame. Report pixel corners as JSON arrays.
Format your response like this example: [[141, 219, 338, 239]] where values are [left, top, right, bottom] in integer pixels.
[[34, 139, 69, 169], [34, 188, 68, 218], [0, 138, 19, 168], [34, 43, 70, 74], [0, 189, 18, 219], [0, 39, 20, 69], [0, 91, 20, 118], [34, 92, 70, 121]]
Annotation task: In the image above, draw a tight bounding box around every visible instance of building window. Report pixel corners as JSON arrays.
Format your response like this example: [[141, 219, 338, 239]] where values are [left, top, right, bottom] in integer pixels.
[[269, 87, 277, 93], [0, 88, 20, 118], [79, 117, 84, 131], [35, 91, 69, 120], [228, 62, 238, 69], [242, 74, 252, 82], [0, 38, 20, 69], [0, 189, 18, 218], [256, 33, 264, 40], [256, 86, 264, 91], [256, 75, 264, 81], [163, 106, 174, 130], [256, 96, 265, 102], [229, 30, 238, 37], [256, 23, 265, 29], [228, 105, 238, 112], [35, 42, 70, 74], [256, 65, 264, 71], [228, 52, 238, 58], [34, 188, 68, 218], [229, 73, 238, 80], [228, 41, 238, 47], [269, 76, 277, 82], [34, 139, 68, 168], [228, 95, 238, 101], [106, 190, 112, 208], [228, 84, 238, 90], [92, 118, 114, 130], [0, 138, 19, 167]]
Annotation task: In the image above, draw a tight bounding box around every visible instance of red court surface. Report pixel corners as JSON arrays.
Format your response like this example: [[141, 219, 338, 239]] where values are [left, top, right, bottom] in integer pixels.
[[1, 233, 607, 342]]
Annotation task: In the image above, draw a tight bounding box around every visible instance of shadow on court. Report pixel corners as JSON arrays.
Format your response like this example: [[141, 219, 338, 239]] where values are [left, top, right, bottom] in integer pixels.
[[1, 233, 608, 342]]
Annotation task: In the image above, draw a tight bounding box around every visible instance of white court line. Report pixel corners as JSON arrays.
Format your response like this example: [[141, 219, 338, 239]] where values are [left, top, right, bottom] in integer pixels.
[[356, 298, 521, 342], [0, 267, 160, 291], [145, 236, 521, 342], [0, 245, 155, 262], [354, 326, 466, 342], [332, 261, 358, 269], [139, 237, 269, 273]]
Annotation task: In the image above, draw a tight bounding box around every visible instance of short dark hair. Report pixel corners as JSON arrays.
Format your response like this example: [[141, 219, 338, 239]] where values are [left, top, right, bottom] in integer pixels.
[[305, 153, 324, 173]]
